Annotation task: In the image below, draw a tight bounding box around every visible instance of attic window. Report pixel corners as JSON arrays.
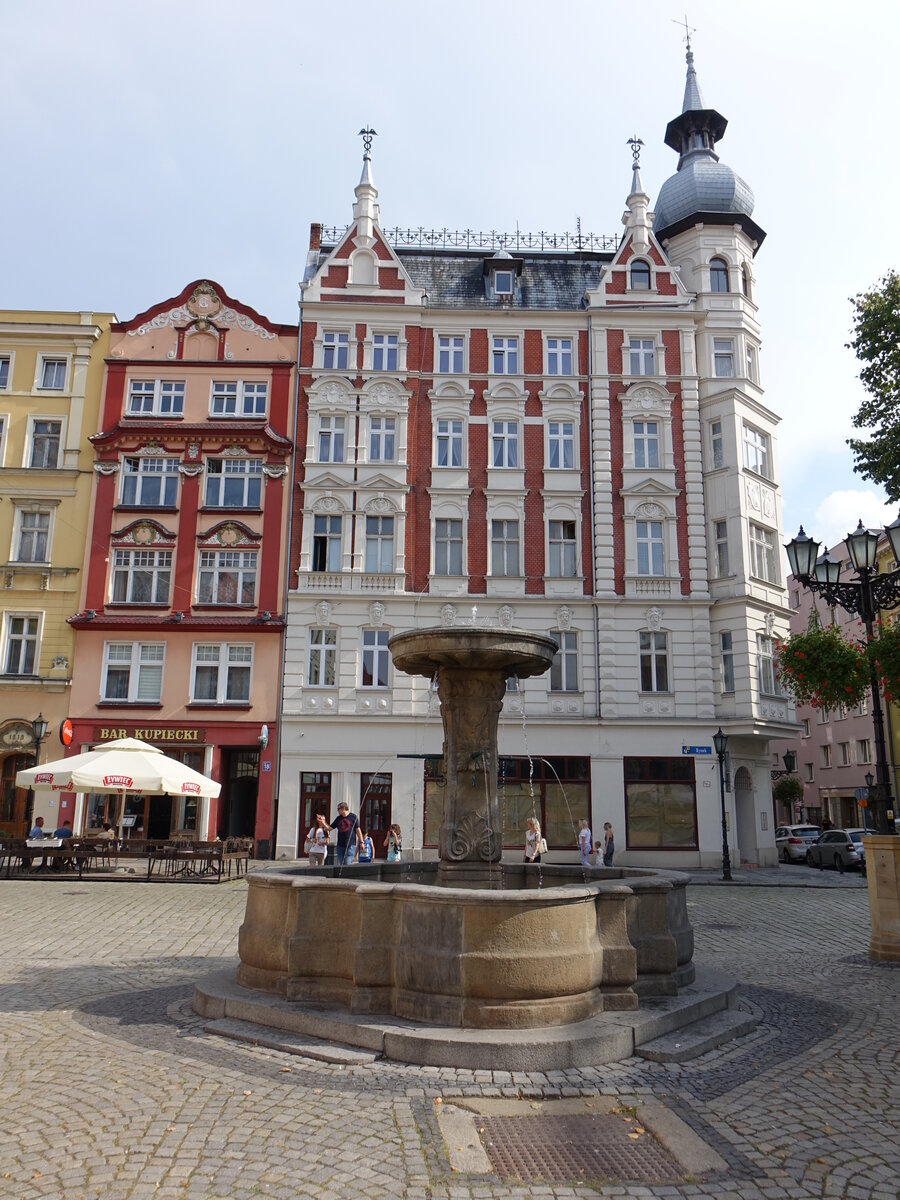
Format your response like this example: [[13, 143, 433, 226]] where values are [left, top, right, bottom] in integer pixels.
[[493, 269, 514, 296], [630, 260, 651, 290]]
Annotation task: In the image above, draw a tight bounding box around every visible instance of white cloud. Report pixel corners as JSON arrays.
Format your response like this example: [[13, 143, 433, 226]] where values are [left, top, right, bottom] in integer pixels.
[[806, 490, 899, 554]]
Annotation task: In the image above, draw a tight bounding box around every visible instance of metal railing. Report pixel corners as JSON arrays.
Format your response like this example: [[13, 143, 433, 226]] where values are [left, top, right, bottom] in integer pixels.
[[320, 226, 619, 254]]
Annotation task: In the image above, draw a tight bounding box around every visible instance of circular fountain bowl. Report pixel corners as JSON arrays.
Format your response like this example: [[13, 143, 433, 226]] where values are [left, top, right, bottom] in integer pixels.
[[388, 625, 558, 679]]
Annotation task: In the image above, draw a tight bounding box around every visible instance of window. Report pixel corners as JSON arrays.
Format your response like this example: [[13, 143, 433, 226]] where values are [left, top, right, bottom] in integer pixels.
[[835, 703, 847, 720], [709, 257, 729, 292], [805, 763, 814, 782], [749, 523, 778, 583], [102, 642, 164, 702], [492, 336, 519, 374], [372, 333, 399, 371], [640, 631, 669, 692], [361, 629, 390, 688], [720, 631, 735, 693], [628, 338, 655, 375], [790, 589, 801, 610], [365, 515, 394, 573], [4, 616, 39, 674], [548, 519, 577, 577], [317, 414, 345, 463], [633, 420, 659, 468], [801, 718, 811, 737], [112, 549, 172, 604], [741, 265, 752, 297], [548, 421, 575, 469], [210, 381, 268, 417], [437, 335, 464, 374], [205, 459, 263, 508], [820, 745, 832, 768], [742, 422, 772, 478], [435, 418, 463, 468], [547, 337, 573, 375], [713, 338, 735, 377], [636, 520, 665, 576], [817, 707, 829, 724], [434, 518, 463, 575], [710, 419, 724, 469], [15, 510, 50, 562], [491, 420, 518, 468], [308, 628, 337, 687], [857, 738, 872, 764], [630, 260, 651, 290], [714, 519, 730, 578], [550, 631, 578, 692], [746, 345, 758, 382], [493, 269, 514, 296], [122, 457, 179, 507], [322, 331, 349, 370], [198, 550, 257, 605], [127, 380, 185, 417], [624, 756, 697, 848], [312, 514, 342, 572], [491, 519, 520, 577], [757, 634, 781, 695], [855, 697, 868, 717], [368, 416, 396, 463], [29, 420, 61, 468], [0, 356, 10, 388], [39, 358, 66, 389], [838, 741, 851, 766], [191, 643, 252, 704]]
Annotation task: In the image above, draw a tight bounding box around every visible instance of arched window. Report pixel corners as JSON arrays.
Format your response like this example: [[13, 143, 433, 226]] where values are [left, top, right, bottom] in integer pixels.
[[741, 264, 752, 298], [630, 259, 651, 290], [709, 258, 729, 293]]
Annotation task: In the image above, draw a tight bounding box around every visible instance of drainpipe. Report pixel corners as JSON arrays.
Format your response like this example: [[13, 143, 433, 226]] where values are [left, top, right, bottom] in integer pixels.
[[586, 314, 601, 720]]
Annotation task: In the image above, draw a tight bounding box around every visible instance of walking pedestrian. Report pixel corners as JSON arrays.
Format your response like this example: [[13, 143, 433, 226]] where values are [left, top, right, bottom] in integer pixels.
[[304, 820, 329, 866], [524, 816, 542, 863], [578, 818, 593, 867], [318, 802, 361, 867], [602, 821, 615, 867]]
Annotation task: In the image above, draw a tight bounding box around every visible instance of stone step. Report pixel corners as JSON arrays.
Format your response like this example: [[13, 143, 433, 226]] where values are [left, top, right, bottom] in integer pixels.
[[635, 1007, 758, 1063], [203, 1016, 380, 1065]]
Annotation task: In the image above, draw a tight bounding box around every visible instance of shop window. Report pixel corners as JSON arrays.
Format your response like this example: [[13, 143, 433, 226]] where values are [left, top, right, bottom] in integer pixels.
[[624, 756, 698, 848]]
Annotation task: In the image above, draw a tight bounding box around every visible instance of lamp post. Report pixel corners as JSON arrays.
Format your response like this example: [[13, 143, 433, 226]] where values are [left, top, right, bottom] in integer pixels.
[[770, 750, 797, 780], [786, 518, 900, 835], [31, 713, 48, 764], [713, 726, 732, 881]]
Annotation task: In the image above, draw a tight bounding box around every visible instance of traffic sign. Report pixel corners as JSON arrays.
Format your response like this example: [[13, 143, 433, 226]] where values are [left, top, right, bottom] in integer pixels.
[[682, 745, 713, 755]]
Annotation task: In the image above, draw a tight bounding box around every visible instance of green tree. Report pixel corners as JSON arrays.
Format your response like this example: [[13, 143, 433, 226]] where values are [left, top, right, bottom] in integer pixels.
[[847, 270, 900, 500]]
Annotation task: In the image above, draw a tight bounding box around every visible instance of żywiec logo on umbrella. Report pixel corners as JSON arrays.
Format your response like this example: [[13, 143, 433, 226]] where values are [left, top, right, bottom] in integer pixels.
[[35, 772, 53, 785], [181, 782, 202, 794], [102, 774, 134, 787]]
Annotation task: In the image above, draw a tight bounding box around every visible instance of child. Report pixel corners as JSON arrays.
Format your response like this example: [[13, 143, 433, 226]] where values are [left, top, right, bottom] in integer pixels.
[[358, 829, 374, 864], [385, 823, 402, 863], [305, 821, 328, 866]]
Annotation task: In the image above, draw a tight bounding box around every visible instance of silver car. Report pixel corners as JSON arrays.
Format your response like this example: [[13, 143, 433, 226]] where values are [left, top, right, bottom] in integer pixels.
[[806, 829, 864, 873], [775, 824, 820, 864]]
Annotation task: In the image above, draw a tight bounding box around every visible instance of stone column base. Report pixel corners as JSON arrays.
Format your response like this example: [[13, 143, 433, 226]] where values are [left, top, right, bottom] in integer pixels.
[[865, 835, 900, 962]]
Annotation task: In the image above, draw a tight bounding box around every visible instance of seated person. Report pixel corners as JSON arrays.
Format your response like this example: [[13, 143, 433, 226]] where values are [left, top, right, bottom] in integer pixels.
[[98, 823, 116, 841], [53, 821, 74, 839], [28, 817, 45, 839]]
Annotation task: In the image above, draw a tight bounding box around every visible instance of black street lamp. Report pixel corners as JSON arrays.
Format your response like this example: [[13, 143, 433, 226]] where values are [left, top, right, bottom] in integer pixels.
[[713, 726, 732, 881], [31, 713, 48, 763], [770, 749, 797, 781], [786, 518, 900, 835]]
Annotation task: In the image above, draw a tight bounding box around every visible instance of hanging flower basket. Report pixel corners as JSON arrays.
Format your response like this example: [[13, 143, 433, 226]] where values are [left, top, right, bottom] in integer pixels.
[[866, 615, 900, 703], [772, 775, 804, 804], [775, 613, 870, 710]]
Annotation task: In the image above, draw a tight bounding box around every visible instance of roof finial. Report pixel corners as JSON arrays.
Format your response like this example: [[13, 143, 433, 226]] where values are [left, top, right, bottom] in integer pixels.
[[358, 126, 377, 156], [673, 13, 696, 55], [627, 135, 644, 169], [672, 16, 704, 112]]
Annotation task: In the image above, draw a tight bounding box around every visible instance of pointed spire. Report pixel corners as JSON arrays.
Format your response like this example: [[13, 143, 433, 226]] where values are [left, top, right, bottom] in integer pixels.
[[622, 136, 652, 253], [681, 31, 705, 112], [663, 36, 727, 169], [353, 127, 380, 239]]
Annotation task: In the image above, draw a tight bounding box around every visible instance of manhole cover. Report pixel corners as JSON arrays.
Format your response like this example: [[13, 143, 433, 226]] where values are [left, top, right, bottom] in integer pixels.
[[479, 1114, 681, 1183]]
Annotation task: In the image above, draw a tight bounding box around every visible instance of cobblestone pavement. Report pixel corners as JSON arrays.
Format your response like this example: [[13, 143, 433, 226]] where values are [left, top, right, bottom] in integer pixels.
[[1, 878, 898, 1200]]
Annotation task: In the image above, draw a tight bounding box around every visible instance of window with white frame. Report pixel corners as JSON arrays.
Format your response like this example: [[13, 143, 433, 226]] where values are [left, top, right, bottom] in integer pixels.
[[709, 257, 729, 292], [630, 260, 651, 290], [710, 419, 724, 469], [317, 414, 345, 463], [4, 615, 39, 675], [835, 703, 847, 720], [102, 642, 164, 702], [435, 418, 463, 467], [857, 738, 872, 764], [546, 337, 574, 375], [29, 419, 61, 469], [121, 457, 179, 507], [817, 707, 829, 724], [633, 420, 659, 468], [361, 629, 390, 688], [790, 589, 801, 610], [805, 762, 814, 781], [437, 335, 464, 374], [746, 345, 758, 382], [838, 741, 851, 766], [39, 358, 66, 390], [210, 380, 268, 417], [191, 643, 252, 703], [111, 549, 172, 604], [368, 416, 396, 462], [434, 518, 463, 575], [365, 515, 394, 573], [198, 550, 257, 605], [629, 338, 655, 375], [550, 630, 578, 691], [547, 420, 575, 469], [491, 519, 520, 576], [322, 331, 349, 370], [636, 519, 665, 576], [801, 718, 811, 737], [372, 333, 399, 371], [205, 458, 263, 507], [312, 514, 342, 572], [492, 268, 514, 296], [820, 744, 832, 768], [749, 523, 778, 583], [0, 356, 10, 389], [713, 338, 735, 377], [548, 519, 577, 577], [720, 631, 735, 692], [742, 422, 772, 478], [757, 633, 781, 695], [308, 628, 337, 686], [14, 510, 51, 562], [855, 697, 868, 717], [491, 420, 518, 468], [127, 380, 185, 417], [491, 336, 519, 374], [640, 631, 669, 692], [714, 519, 730, 577]]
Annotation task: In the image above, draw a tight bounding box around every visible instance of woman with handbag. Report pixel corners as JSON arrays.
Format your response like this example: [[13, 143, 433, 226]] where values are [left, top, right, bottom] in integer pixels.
[[304, 821, 328, 867], [524, 816, 544, 864]]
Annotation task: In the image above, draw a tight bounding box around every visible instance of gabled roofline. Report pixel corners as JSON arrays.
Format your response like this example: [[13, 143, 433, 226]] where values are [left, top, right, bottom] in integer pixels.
[[112, 279, 295, 337]]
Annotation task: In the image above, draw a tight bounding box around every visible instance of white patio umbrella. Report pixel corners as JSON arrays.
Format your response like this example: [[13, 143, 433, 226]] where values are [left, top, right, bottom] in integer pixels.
[[16, 737, 221, 798]]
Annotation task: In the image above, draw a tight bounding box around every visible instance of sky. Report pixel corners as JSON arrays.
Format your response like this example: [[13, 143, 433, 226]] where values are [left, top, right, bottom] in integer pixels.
[[4, 0, 900, 553]]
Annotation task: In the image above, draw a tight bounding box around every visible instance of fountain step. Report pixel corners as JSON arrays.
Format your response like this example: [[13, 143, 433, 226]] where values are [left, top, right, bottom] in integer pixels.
[[635, 1008, 759, 1063], [203, 1017, 379, 1065], [195, 965, 740, 1072]]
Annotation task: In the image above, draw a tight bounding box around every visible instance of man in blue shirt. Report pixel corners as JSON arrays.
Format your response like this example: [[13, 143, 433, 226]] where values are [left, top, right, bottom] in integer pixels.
[[318, 803, 361, 867], [53, 822, 73, 839], [28, 817, 45, 838]]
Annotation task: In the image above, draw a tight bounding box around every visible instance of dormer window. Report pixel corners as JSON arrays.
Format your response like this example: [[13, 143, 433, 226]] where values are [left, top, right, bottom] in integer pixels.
[[630, 260, 651, 290], [493, 269, 514, 296]]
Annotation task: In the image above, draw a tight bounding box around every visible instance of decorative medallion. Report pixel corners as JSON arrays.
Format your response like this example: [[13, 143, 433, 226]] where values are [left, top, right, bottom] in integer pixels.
[[262, 465, 287, 479], [367, 494, 392, 513], [128, 282, 276, 340], [132, 523, 157, 545], [0, 722, 34, 749], [556, 604, 573, 630], [498, 604, 514, 629], [218, 524, 241, 547], [440, 604, 457, 628], [316, 496, 339, 512], [746, 479, 761, 512], [93, 462, 120, 476], [369, 601, 386, 627], [764, 611, 776, 636], [644, 605, 664, 631], [635, 502, 665, 519], [187, 442, 201, 460], [178, 463, 204, 477], [315, 601, 333, 626], [221, 445, 249, 458], [622, 386, 671, 414], [51, 656, 69, 670]]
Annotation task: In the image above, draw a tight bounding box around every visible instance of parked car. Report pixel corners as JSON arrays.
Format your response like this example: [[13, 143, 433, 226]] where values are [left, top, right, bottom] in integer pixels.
[[806, 829, 864, 873], [775, 825, 820, 864], [844, 828, 869, 866]]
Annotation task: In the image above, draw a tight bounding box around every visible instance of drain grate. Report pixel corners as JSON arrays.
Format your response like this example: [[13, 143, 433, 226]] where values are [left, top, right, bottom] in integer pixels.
[[479, 1114, 682, 1183]]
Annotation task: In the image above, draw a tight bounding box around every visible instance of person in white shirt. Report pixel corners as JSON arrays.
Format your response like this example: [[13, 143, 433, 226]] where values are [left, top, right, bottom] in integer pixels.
[[577, 819, 593, 867], [305, 822, 328, 866]]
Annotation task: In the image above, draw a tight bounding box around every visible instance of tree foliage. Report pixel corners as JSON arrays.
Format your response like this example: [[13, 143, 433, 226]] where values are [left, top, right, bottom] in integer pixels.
[[773, 775, 803, 804], [847, 270, 900, 500]]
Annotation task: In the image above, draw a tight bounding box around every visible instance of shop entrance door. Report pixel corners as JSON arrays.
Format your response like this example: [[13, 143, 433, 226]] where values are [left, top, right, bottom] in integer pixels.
[[300, 773, 331, 856], [360, 772, 391, 858], [219, 749, 259, 839], [0, 754, 33, 836], [147, 796, 172, 840]]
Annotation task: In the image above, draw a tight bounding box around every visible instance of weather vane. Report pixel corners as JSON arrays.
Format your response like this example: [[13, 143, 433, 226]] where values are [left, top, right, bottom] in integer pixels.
[[626, 135, 644, 167], [673, 13, 696, 51], [358, 126, 377, 155]]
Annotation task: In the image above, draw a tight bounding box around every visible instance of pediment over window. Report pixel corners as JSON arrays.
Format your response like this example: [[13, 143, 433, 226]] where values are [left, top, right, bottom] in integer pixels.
[[620, 382, 673, 417], [363, 493, 401, 515], [111, 519, 177, 545], [303, 470, 351, 492], [428, 380, 475, 403], [197, 520, 261, 547], [307, 377, 356, 408], [539, 381, 583, 404], [359, 377, 411, 408], [310, 494, 348, 514], [358, 472, 408, 494], [484, 380, 527, 403]]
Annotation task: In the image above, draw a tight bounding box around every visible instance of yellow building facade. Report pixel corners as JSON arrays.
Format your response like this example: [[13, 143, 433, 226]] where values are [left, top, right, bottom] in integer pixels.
[[0, 310, 113, 835]]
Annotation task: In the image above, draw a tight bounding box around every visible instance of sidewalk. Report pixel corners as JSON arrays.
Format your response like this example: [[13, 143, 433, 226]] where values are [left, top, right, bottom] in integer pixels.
[[685, 862, 867, 887]]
